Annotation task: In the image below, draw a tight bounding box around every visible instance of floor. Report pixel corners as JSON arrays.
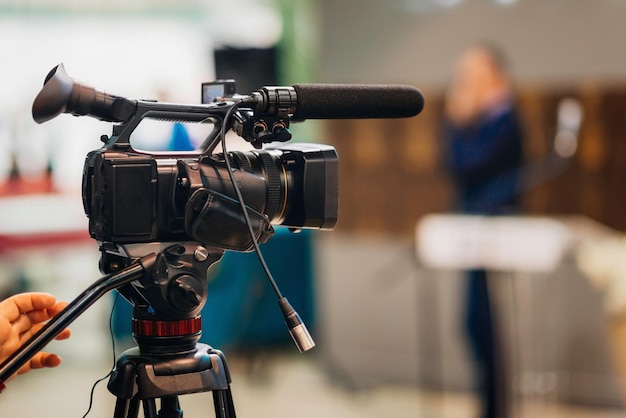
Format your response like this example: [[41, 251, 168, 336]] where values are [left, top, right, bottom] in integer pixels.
[[1, 349, 625, 418]]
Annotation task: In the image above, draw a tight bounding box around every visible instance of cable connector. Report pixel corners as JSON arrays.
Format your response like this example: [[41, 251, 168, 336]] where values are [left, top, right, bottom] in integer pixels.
[[278, 297, 315, 352]]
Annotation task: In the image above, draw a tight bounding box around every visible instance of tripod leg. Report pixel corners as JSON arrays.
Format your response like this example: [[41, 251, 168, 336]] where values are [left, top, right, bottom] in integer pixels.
[[113, 396, 141, 418], [156, 396, 183, 418], [224, 387, 236, 418], [213, 387, 236, 418], [142, 398, 157, 418]]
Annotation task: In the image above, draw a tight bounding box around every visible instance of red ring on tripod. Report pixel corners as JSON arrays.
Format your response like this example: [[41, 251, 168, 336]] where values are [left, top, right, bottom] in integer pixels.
[[132, 316, 202, 337]]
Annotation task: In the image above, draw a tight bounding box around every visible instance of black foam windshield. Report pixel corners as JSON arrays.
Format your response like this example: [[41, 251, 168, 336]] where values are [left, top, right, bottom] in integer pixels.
[[291, 84, 424, 119]]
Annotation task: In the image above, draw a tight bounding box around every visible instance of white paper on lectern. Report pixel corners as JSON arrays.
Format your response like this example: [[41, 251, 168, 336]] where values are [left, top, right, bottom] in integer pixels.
[[416, 214, 571, 273]]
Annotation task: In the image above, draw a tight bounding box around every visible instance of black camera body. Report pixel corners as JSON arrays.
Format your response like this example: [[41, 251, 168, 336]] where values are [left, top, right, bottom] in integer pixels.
[[82, 143, 338, 251]]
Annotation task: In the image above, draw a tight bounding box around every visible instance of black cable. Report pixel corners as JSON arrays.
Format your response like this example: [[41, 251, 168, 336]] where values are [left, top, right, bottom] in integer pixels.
[[220, 101, 283, 300], [220, 102, 314, 352], [81, 292, 119, 418]]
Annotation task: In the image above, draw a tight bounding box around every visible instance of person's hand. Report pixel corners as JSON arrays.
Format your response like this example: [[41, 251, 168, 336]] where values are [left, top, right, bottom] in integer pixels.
[[0, 292, 70, 380]]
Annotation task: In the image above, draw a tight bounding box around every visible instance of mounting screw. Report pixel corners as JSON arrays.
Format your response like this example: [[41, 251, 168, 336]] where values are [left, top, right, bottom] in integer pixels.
[[194, 246, 209, 262]]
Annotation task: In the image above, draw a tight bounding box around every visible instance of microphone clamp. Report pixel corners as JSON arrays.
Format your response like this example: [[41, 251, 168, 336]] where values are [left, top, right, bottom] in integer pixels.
[[243, 86, 298, 118]]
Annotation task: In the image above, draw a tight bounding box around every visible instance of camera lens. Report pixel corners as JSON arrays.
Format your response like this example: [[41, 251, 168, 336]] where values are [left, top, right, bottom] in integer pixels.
[[201, 144, 338, 230]]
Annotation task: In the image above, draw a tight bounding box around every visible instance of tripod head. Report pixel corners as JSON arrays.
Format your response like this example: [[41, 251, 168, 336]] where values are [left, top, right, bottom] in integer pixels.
[[101, 242, 224, 354]]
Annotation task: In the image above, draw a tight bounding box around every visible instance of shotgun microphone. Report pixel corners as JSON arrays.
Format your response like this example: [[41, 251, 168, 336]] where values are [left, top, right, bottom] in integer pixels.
[[242, 83, 425, 120]]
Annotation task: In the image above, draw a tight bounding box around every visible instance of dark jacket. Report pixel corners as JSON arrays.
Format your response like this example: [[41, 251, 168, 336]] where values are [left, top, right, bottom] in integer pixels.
[[443, 101, 524, 214]]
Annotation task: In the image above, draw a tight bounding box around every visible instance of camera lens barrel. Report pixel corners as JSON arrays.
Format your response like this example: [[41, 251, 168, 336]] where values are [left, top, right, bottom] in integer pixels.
[[212, 144, 338, 230]]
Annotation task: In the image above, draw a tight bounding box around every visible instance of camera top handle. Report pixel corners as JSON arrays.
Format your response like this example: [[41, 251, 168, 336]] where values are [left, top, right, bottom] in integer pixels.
[[32, 63, 238, 154]]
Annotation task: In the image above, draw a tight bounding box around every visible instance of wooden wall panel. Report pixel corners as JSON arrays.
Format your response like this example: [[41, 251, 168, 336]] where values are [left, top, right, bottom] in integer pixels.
[[324, 85, 626, 236]]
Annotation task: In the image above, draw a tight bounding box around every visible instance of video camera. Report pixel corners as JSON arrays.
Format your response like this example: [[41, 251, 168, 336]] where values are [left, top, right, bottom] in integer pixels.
[[0, 64, 424, 409], [28, 64, 424, 350]]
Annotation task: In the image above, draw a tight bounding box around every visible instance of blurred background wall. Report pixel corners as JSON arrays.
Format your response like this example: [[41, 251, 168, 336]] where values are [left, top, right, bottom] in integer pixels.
[[318, 0, 626, 87], [311, 0, 626, 409], [316, 0, 626, 234]]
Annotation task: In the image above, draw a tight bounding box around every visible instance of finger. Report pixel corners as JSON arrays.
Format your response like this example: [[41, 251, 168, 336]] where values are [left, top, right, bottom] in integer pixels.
[[39, 352, 62, 368], [10, 299, 68, 335], [17, 322, 45, 344], [0, 293, 57, 322], [21, 293, 58, 311], [28, 352, 62, 370], [12, 314, 36, 337], [17, 323, 70, 343], [47, 301, 69, 317], [16, 352, 62, 376], [24, 309, 56, 325], [55, 328, 71, 340], [16, 322, 70, 346], [25, 301, 68, 325]]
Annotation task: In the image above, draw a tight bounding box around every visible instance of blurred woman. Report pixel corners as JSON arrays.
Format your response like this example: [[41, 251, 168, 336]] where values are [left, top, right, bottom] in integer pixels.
[[442, 44, 524, 418]]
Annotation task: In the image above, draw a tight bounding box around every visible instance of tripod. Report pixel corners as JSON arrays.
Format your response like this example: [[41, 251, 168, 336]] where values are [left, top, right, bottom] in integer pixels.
[[108, 323, 236, 418], [104, 243, 236, 418]]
